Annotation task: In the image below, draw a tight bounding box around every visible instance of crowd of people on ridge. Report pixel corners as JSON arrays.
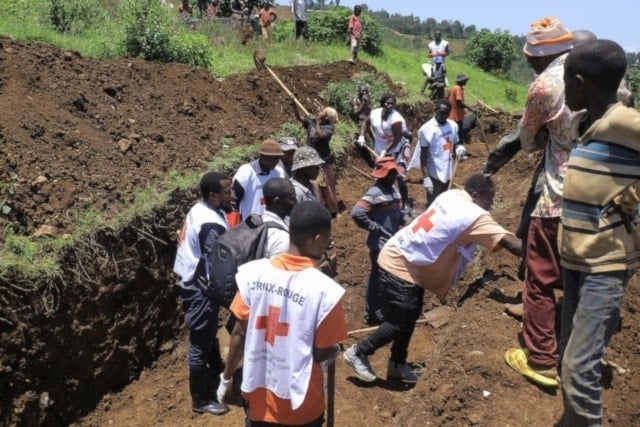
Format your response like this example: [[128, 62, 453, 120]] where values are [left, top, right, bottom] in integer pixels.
[[170, 8, 640, 426]]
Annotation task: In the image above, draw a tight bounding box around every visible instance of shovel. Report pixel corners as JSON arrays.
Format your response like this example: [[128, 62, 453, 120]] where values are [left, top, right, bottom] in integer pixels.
[[253, 49, 310, 116]]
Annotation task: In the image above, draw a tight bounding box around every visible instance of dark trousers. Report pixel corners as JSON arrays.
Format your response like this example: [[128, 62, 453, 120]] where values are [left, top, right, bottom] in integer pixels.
[[294, 20, 308, 39], [522, 217, 561, 369], [179, 285, 223, 372], [365, 249, 383, 324], [357, 269, 424, 363], [426, 177, 448, 208]]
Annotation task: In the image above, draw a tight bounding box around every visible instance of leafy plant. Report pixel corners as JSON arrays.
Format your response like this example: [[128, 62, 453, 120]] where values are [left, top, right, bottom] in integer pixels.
[[465, 30, 518, 73], [49, 0, 108, 34], [307, 8, 382, 55], [326, 73, 389, 117]]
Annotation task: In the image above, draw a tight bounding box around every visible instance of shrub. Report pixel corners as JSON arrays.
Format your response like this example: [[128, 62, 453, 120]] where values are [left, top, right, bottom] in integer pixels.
[[49, 0, 108, 34], [326, 73, 389, 117], [307, 8, 381, 55], [120, 0, 214, 69], [169, 32, 213, 69], [465, 30, 518, 73], [121, 0, 173, 61]]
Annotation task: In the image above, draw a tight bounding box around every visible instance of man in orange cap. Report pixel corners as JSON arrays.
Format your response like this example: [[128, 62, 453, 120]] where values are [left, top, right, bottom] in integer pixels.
[[351, 158, 404, 326]]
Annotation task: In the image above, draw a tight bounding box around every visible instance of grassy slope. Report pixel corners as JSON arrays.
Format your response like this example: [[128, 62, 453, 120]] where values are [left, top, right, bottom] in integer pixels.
[[0, 4, 526, 277]]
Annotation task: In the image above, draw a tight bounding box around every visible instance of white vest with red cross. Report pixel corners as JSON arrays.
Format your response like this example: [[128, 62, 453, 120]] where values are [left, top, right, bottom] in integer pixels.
[[235, 258, 344, 409], [390, 189, 485, 285]]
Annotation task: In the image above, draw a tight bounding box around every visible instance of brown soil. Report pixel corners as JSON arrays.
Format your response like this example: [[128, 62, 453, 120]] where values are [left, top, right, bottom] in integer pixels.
[[1, 37, 639, 427]]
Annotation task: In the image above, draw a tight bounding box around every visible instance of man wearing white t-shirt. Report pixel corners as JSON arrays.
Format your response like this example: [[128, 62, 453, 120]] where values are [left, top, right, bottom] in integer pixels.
[[415, 98, 468, 207], [232, 139, 287, 221]]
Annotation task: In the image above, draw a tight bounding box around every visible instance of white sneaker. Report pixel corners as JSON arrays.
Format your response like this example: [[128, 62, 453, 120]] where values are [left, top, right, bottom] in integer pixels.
[[343, 344, 376, 382], [387, 360, 418, 383]]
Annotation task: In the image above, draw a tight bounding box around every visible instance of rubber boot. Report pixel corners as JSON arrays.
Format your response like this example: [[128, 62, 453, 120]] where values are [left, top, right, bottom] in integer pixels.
[[189, 366, 228, 415]]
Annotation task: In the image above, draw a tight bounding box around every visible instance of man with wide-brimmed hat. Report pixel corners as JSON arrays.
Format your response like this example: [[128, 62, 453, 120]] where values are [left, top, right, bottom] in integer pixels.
[[290, 146, 325, 204], [278, 136, 298, 177], [503, 16, 575, 390], [448, 73, 478, 144], [232, 139, 286, 221]]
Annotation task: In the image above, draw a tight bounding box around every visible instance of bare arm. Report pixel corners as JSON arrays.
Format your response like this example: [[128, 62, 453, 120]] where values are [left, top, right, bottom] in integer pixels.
[[498, 234, 522, 257], [221, 317, 247, 381]]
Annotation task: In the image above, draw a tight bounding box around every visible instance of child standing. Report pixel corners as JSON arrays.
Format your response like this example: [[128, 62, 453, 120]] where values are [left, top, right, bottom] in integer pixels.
[[348, 5, 362, 63]]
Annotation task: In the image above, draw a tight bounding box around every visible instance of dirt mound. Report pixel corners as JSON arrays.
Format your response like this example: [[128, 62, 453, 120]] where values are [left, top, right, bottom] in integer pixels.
[[1, 37, 639, 426]]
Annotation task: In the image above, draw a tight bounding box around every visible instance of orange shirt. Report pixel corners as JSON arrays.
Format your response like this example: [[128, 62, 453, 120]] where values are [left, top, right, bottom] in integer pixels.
[[259, 8, 276, 27], [229, 253, 348, 425], [448, 84, 465, 122]]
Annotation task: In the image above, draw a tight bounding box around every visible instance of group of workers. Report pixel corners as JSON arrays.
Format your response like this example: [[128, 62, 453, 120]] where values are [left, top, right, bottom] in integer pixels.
[[171, 12, 640, 426]]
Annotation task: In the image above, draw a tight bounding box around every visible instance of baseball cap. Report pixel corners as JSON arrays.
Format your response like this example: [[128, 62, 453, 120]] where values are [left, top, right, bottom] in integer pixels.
[[259, 139, 284, 157], [292, 146, 325, 171], [278, 137, 298, 152], [523, 17, 574, 57], [371, 159, 400, 179]]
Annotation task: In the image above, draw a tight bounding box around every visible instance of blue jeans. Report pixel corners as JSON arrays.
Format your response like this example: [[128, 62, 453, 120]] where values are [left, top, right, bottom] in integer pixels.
[[560, 269, 628, 426]]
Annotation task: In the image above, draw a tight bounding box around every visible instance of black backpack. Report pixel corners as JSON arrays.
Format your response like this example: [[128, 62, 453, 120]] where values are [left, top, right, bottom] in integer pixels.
[[209, 214, 286, 308]]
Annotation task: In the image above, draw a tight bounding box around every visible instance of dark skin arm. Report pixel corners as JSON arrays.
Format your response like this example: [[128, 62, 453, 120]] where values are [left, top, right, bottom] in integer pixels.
[[498, 234, 522, 257], [221, 315, 247, 381]]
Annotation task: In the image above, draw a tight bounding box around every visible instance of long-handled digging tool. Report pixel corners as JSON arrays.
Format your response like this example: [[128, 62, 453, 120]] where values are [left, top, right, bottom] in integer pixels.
[[327, 361, 336, 427], [253, 49, 310, 116], [448, 157, 460, 190], [476, 116, 491, 155]]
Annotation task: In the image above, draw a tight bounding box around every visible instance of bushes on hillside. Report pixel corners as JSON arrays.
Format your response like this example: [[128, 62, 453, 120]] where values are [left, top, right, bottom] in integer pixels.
[[326, 73, 389, 118], [49, 0, 108, 34], [120, 0, 214, 68], [465, 30, 518, 74], [308, 8, 381, 55]]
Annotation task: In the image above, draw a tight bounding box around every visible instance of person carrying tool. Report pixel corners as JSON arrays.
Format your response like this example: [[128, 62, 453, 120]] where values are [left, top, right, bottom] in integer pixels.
[[448, 73, 478, 144], [344, 174, 522, 384], [293, 103, 340, 217], [217, 201, 348, 426], [351, 159, 404, 326], [351, 83, 375, 167], [421, 31, 450, 98]]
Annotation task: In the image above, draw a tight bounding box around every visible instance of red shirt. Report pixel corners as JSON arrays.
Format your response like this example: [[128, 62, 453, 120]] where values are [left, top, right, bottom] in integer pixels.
[[348, 15, 362, 40]]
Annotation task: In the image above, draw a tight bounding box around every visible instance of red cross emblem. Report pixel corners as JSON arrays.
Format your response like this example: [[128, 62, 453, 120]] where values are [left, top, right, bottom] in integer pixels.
[[412, 208, 436, 234], [255, 305, 289, 345], [443, 138, 453, 152]]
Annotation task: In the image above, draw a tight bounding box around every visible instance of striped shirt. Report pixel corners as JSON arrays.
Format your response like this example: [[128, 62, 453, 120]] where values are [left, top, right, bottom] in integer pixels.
[[560, 103, 640, 273]]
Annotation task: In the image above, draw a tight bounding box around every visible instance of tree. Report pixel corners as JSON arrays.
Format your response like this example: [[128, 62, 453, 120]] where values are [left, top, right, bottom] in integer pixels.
[[465, 30, 518, 73]]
